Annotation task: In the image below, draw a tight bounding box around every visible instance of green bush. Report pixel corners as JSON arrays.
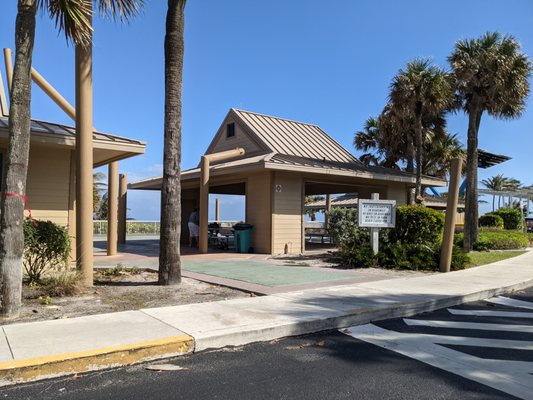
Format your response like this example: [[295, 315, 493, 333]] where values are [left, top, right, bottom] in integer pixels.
[[388, 206, 445, 245], [490, 208, 523, 230], [327, 207, 359, 246], [327, 207, 383, 267], [475, 231, 528, 250], [24, 220, 71, 282], [456, 231, 528, 250], [379, 242, 468, 271], [479, 214, 504, 229]]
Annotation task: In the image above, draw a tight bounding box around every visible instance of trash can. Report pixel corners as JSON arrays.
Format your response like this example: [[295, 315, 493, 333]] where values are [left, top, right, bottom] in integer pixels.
[[233, 223, 253, 253]]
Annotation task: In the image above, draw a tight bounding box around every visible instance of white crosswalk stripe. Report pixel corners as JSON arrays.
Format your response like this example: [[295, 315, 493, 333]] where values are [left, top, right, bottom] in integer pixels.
[[448, 308, 533, 319], [404, 318, 533, 333], [345, 324, 533, 400], [343, 299, 533, 399], [485, 296, 533, 310]]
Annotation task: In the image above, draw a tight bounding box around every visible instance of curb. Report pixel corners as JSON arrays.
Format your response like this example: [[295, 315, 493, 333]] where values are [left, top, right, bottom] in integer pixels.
[[0, 334, 194, 386], [193, 279, 533, 351]]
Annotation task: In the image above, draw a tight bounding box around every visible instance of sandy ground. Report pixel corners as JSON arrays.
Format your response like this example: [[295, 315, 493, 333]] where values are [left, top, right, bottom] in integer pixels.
[[6, 270, 250, 325]]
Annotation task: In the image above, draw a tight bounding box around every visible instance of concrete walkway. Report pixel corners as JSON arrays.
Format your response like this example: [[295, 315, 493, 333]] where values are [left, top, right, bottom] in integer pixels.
[[1, 250, 533, 385]]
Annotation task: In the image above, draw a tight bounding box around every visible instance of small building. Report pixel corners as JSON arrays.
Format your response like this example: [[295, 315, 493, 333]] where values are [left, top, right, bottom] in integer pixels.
[[130, 109, 445, 255], [0, 73, 146, 250]]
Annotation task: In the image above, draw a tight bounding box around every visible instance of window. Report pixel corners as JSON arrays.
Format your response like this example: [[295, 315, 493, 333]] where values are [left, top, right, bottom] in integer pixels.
[[226, 122, 235, 138]]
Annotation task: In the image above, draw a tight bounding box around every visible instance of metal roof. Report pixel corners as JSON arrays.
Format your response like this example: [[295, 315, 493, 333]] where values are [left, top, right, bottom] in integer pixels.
[[478, 150, 511, 169], [233, 109, 361, 164], [305, 194, 359, 209], [0, 116, 146, 147]]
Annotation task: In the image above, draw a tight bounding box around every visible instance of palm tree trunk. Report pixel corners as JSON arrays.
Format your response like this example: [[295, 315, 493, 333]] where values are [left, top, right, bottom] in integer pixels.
[[463, 101, 483, 252], [0, 0, 37, 317], [159, 0, 186, 285], [414, 108, 423, 201], [406, 134, 415, 204]]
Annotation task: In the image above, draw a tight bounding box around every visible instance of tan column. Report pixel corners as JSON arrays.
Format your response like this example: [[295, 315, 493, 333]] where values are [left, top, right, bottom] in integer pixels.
[[440, 157, 463, 273], [118, 173, 128, 244], [107, 162, 118, 256], [75, 26, 94, 286], [3, 48, 13, 92], [31, 67, 76, 121], [324, 194, 332, 228], [215, 198, 220, 222], [199, 156, 210, 254]]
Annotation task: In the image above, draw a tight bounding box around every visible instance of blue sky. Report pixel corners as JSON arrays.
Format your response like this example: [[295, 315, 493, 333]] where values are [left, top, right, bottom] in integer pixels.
[[1, 0, 532, 220]]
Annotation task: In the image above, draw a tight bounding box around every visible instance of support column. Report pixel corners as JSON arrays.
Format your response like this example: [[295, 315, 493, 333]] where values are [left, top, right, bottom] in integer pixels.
[[3, 48, 13, 92], [199, 156, 209, 254], [324, 194, 332, 228], [118, 173, 127, 244], [75, 19, 93, 287], [107, 162, 118, 255], [440, 158, 462, 273], [215, 198, 220, 222]]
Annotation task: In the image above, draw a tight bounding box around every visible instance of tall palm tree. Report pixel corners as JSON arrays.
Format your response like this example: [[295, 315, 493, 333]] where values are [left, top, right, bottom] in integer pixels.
[[389, 59, 455, 202], [0, 0, 142, 317], [450, 32, 531, 251], [159, 0, 186, 286]]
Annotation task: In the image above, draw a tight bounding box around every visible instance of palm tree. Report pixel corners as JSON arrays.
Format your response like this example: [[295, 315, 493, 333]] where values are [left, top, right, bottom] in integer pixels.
[[389, 59, 455, 202], [481, 174, 506, 211], [0, 0, 142, 317], [93, 171, 107, 213], [422, 132, 465, 179], [354, 116, 402, 168], [159, 0, 186, 286], [449, 32, 531, 251]]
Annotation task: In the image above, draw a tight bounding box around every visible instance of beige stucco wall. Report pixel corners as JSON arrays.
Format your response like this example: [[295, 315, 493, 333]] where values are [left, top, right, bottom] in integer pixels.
[[26, 146, 71, 226], [208, 117, 262, 158], [246, 172, 272, 254], [272, 172, 303, 255], [386, 183, 408, 205]]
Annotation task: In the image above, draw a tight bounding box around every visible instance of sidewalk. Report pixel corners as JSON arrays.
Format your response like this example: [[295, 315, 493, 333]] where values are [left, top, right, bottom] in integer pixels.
[[1, 250, 533, 385]]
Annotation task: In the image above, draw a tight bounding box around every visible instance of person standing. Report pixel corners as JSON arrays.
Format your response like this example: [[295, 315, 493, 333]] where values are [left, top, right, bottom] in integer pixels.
[[188, 208, 199, 247]]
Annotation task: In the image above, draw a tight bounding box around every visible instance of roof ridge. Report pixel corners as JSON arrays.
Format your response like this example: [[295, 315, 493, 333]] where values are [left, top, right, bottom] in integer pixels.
[[232, 108, 321, 128]]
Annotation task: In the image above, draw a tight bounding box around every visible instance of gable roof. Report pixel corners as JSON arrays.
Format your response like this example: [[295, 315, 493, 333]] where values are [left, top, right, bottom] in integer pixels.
[[205, 108, 361, 164]]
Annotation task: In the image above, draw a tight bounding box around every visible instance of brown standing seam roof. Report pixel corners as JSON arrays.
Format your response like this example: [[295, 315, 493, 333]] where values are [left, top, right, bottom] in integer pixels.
[[0, 116, 146, 146], [232, 109, 361, 164]]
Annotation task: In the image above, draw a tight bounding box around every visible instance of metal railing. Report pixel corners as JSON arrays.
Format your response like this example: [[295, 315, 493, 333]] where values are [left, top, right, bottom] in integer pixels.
[[93, 220, 241, 236]]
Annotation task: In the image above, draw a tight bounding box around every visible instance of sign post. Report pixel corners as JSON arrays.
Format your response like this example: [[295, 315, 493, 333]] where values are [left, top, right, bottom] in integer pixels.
[[358, 193, 396, 254]]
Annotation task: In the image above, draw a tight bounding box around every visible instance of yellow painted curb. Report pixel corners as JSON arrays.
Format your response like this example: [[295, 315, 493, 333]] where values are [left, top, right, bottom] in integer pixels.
[[0, 335, 194, 385]]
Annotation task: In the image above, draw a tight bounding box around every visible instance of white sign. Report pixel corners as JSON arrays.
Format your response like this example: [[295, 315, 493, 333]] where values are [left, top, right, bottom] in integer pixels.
[[358, 199, 396, 228]]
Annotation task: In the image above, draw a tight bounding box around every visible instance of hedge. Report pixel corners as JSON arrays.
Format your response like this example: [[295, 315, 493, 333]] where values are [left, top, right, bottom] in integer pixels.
[[388, 206, 445, 245], [479, 214, 504, 229], [456, 231, 529, 250], [490, 208, 523, 230], [327, 205, 468, 271]]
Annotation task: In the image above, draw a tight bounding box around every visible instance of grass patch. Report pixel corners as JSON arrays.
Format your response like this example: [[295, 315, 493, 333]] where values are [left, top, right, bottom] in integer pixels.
[[467, 251, 526, 267]]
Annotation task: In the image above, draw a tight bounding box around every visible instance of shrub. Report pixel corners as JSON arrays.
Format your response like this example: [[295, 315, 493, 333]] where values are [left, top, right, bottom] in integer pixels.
[[475, 231, 528, 250], [24, 220, 71, 282], [456, 231, 528, 250], [479, 214, 504, 229], [388, 206, 445, 245], [379, 242, 468, 271], [39, 271, 83, 297], [327, 207, 359, 245], [491, 208, 523, 230]]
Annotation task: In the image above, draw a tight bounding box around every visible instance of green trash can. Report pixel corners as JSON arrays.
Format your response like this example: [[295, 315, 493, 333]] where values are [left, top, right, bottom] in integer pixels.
[[233, 223, 253, 253]]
